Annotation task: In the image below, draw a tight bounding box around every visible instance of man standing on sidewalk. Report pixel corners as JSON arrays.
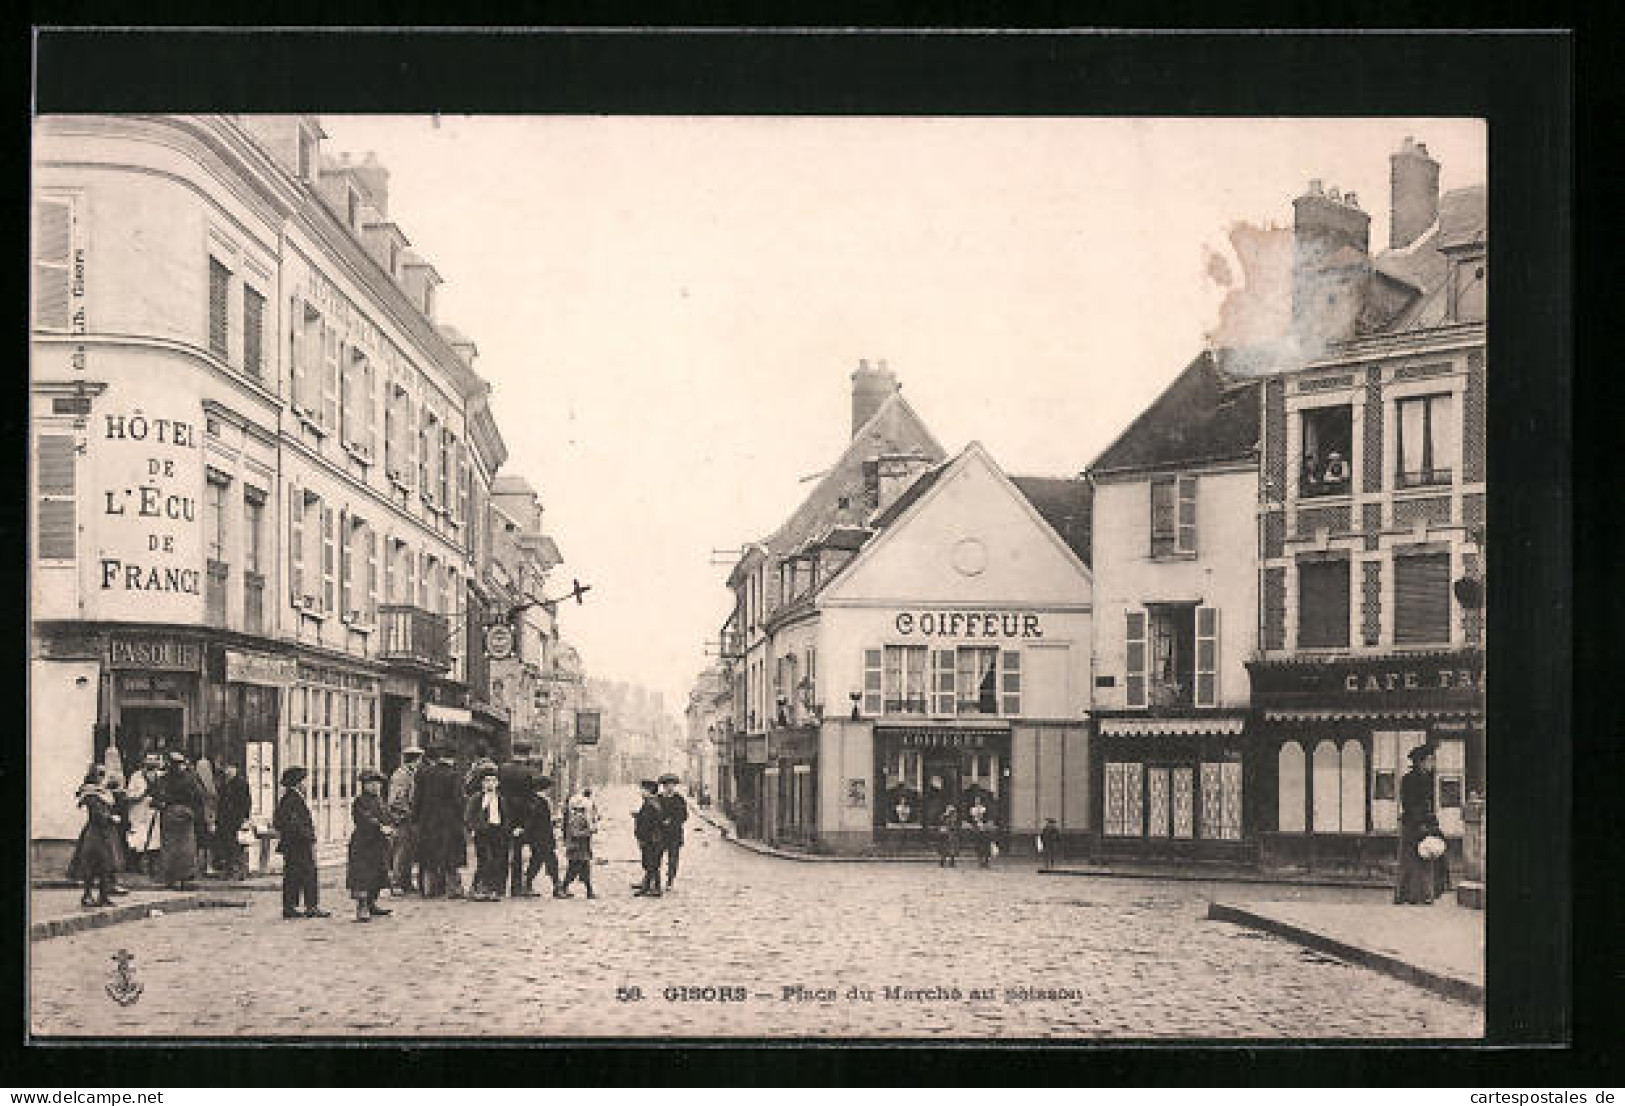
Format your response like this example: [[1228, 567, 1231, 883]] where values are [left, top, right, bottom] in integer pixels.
[[633, 780, 665, 897], [657, 773, 688, 892], [512, 775, 560, 898], [273, 766, 328, 919], [388, 745, 424, 894], [412, 745, 467, 899]]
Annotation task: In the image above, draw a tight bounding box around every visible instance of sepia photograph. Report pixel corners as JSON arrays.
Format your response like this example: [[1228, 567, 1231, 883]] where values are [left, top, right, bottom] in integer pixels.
[[26, 98, 1499, 1042]]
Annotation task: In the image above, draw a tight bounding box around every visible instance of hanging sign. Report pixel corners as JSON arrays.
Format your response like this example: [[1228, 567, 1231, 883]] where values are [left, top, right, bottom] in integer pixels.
[[484, 623, 515, 660], [575, 710, 601, 745]]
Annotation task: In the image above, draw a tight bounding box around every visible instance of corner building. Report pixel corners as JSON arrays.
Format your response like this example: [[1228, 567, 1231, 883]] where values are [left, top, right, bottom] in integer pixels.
[[726, 365, 1094, 854], [30, 115, 508, 869]]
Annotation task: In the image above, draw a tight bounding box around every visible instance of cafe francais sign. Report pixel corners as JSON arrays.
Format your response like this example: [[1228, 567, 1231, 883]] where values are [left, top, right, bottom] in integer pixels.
[[1248, 650, 1484, 707]]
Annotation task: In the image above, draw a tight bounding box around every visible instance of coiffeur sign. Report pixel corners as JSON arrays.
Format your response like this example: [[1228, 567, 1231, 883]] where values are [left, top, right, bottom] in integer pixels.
[[893, 610, 1044, 639]]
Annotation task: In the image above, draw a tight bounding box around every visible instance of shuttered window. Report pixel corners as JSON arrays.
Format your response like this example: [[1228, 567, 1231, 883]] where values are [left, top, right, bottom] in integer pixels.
[[1297, 558, 1350, 649], [1176, 475, 1197, 553], [339, 512, 354, 616], [289, 485, 305, 602], [1149, 479, 1176, 556], [208, 257, 231, 358], [321, 505, 336, 613], [242, 286, 265, 378], [1394, 551, 1451, 644], [862, 649, 882, 716], [1125, 610, 1147, 707], [932, 649, 956, 715], [365, 526, 379, 622], [321, 325, 340, 432], [1194, 606, 1219, 706], [999, 650, 1021, 716], [33, 199, 73, 331], [35, 433, 76, 560]]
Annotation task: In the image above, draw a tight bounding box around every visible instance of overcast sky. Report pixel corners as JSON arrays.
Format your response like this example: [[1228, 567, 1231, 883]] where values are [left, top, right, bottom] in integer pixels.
[[318, 115, 1485, 712]]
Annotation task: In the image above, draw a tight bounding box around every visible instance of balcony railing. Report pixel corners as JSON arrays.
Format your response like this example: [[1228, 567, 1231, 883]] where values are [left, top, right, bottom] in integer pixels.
[[379, 604, 451, 671], [243, 570, 265, 635], [204, 559, 229, 629]]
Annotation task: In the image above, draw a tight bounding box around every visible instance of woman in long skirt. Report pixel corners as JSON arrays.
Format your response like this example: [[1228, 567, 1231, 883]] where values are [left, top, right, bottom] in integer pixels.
[[1395, 744, 1448, 904], [66, 773, 121, 908], [154, 752, 205, 889], [347, 769, 394, 922]]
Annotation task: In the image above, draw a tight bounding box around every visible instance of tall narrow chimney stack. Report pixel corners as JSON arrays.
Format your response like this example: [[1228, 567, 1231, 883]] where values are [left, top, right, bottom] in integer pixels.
[[1389, 135, 1441, 250], [850, 358, 899, 439]]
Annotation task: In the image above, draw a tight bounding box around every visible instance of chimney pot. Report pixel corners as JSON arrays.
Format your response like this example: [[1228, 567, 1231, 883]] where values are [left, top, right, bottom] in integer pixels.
[[1328, 185, 1341, 202], [1309, 178, 1323, 196], [1346, 191, 1359, 209]]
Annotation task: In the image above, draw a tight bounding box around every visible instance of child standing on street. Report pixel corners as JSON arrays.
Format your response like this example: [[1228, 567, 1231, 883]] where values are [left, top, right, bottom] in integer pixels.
[[937, 804, 961, 868], [558, 795, 596, 899], [1038, 818, 1062, 871]]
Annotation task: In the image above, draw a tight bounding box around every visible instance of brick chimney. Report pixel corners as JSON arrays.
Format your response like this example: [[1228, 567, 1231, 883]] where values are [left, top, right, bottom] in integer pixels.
[[1389, 136, 1441, 250], [1292, 179, 1371, 346], [850, 358, 898, 439]]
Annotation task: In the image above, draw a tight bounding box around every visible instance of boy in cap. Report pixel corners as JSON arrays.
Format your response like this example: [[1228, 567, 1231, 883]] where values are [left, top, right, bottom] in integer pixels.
[[273, 766, 329, 918], [558, 794, 596, 898], [633, 780, 665, 897], [512, 774, 560, 898], [657, 774, 688, 891], [347, 768, 394, 922]]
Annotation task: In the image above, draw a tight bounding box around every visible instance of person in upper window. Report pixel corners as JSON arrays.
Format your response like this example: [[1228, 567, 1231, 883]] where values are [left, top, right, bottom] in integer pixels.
[[1301, 448, 1322, 494], [1321, 450, 1351, 487]]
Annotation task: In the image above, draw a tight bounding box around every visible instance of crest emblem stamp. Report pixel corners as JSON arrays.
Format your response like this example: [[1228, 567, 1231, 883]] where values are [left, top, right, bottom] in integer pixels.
[[104, 948, 143, 1007]]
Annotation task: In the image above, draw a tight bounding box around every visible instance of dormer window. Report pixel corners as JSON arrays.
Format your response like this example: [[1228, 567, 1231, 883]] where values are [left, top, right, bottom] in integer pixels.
[[347, 188, 361, 230], [1450, 253, 1486, 322]]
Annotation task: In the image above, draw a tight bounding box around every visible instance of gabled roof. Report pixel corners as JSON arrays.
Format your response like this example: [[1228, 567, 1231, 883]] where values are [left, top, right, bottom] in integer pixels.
[[758, 388, 946, 559], [817, 440, 1094, 600], [1010, 476, 1093, 567], [1088, 351, 1262, 477]]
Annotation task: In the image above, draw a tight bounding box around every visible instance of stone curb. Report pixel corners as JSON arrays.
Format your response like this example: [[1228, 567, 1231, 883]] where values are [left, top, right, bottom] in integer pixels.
[[1041, 867, 1392, 890], [693, 811, 995, 865], [30, 894, 251, 943], [1206, 901, 1484, 1006]]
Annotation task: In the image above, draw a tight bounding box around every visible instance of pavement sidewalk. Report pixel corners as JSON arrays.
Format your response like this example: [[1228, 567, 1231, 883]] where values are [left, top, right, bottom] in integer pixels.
[[31, 886, 251, 942], [1208, 897, 1484, 1005]]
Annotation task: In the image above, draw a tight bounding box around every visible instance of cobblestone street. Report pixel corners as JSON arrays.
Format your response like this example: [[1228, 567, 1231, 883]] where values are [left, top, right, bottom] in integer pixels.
[[30, 788, 1481, 1039]]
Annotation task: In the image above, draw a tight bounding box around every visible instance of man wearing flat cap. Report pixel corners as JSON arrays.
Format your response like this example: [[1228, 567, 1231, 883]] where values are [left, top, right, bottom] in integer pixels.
[[633, 780, 665, 897], [657, 773, 689, 892], [273, 766, 328, 918]]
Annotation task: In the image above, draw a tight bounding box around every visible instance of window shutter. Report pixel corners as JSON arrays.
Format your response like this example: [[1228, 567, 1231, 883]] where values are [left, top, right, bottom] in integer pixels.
[[288, 486, 304, 601], [383, 534, 396, 605], [402, 392, 417, 487], [932, 648, 956, 715], [862, 649, 882, 715], [457, 440, 469, 525], [439, 426, 452, 509], [208, 258, 231, 358], [1125, 610, 1147, 707], [35, 433, 76, 560], [242, 286, 265, 377], [340, 352, 354, 445], [1297, 558, 1351, 649], [321, 504, 335, 613], [1194, 606, 1219, 707], [367, 526, 378, 622], [1000, 650, 1022, 716], [339, 511, 353, 615], [33, 199, 73, 330], [1177, 475, 1198, 553], [363, 359, 377, 457], [1394, 552, 1451, 645], [291, 301, 308, 411], [321, 326, 339, 431]]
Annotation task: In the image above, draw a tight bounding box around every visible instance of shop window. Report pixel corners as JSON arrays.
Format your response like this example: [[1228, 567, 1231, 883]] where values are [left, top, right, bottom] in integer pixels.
[[1371, 731, 1426, 831], [1150, 475, 1197, 557], [1146, 766, 1171, 837], [1297, 558, 1350, 649], [1435, 737, 1467, 836], [1103, 761, 1144, 837], [955, 647, 998, 715], [1172, 765, 1195, 838], [1300, 405, 1353, 497], [1395, 393, 1455, 489], [1311, 738, 1365, 833], [1199, 760, 1243, 840], [882, 645, 928, 714], [1394, 550, 1451, 645], [1277, 742, 1306, 832]]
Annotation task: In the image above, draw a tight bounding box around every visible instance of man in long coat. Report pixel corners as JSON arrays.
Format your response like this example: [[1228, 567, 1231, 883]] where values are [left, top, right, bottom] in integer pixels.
[[633, 780, 666, 897], [212, 760, 253, 880], [512, 775, 560, 898], [411, 746, 467, 898], [273, 766, 328, 918]]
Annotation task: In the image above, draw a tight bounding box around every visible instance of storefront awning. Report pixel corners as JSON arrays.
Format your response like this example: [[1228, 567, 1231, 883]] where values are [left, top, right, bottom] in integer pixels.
[[1262, 707, 1482, 723], [1099, 717, 1247, 737], [423, 703, 474, 725]]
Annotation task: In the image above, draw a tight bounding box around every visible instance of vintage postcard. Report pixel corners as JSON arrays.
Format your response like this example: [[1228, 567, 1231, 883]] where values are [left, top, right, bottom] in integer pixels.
[[29, 104, 1489, 1040]]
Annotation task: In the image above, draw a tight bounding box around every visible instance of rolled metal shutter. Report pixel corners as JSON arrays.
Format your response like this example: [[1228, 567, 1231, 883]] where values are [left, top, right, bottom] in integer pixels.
[[1394, 551, 1451, 644], [1297, 558, 1350, 648]]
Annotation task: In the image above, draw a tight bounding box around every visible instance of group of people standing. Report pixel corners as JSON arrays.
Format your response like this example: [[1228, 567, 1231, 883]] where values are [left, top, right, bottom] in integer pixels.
[[933, 792, 999, 869], [632, 774, 689, 897], [68, 750, 254, 909], [270, 742, 618, 923]]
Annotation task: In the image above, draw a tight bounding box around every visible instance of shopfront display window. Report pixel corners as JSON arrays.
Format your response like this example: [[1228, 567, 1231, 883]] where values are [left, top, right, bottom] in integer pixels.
[[1106, 755, 1241, 840]]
